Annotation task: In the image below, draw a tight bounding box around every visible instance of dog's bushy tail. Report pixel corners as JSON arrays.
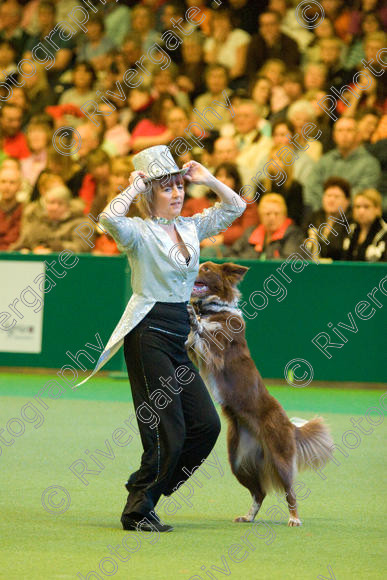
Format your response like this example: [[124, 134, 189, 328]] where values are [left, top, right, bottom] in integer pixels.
[[295, 417, 333, 471]]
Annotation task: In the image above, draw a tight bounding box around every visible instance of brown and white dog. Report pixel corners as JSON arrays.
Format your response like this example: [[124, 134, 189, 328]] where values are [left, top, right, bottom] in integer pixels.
[[185, 261, 333, 526]]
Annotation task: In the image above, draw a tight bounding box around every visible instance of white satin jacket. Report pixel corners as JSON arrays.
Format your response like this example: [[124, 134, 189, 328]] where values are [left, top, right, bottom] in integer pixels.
[[75, 198, 246, 387]]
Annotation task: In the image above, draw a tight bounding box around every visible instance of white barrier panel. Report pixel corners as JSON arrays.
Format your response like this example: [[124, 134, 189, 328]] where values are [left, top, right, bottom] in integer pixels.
[[0, 261, 45, 353]]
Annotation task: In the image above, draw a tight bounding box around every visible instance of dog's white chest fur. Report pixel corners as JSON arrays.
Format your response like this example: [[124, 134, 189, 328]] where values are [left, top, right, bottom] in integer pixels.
[[200, 367, 224, 405]]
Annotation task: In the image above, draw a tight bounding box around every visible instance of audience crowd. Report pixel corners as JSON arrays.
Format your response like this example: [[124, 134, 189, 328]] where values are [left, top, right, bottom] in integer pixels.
[[0, 0, 386, 262]]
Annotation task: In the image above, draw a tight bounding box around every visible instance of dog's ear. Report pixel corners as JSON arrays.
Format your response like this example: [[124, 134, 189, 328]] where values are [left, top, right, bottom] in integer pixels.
[[221, 263, 249, 283]]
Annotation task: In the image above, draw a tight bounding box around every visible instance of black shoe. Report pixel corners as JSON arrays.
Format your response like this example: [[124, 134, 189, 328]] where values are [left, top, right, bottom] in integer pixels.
[[121, 512, 173, 533]]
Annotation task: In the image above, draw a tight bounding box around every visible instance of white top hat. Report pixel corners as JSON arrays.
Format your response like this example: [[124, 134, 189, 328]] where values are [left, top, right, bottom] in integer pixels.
[[132, 145, 188, 183]]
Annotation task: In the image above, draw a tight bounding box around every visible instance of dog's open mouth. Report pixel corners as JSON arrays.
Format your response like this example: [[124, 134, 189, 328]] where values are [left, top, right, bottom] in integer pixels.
[[191, 280, 209, 296]]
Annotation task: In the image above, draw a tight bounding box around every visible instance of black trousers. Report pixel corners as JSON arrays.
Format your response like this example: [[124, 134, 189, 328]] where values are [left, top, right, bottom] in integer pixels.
[[122, 301, 221, 517]]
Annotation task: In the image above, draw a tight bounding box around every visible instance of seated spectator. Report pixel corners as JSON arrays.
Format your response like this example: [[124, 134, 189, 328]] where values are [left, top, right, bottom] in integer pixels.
[[177, 32, 207, 100], [303, 63, 328, 93], [159, 2, 186, 65], [75, 121, 106, 166], [90, 157, 136, 255], [228, 0, 262, 36], [268, 0, 313, 51], [166, 106, 197, 166], [24, 0, 75, 87], [224, 192, 303, 259], [130, 4, 161, 53], [20, 64, 56, 119], [25, 171, 66, 221], [337, 67, 387, 117], [287, 100, 323, 162], [365, 114, 387, 210], [303, 17, 335, 65], [305, 117, 381, 210], [270, 68, 305, 123], [59, 62, 97, 108], [76, 16, 115, 72], [0, 164, 23, 250], [246, 10, 300, 83], [251, 75, 272, 120], [185, 0, 211, 36], [257, 119, 316, 188], [0, 1, 31, 61], [99, 104, 131, 156], [102, 0, 131, 47], [259, 144, 304, 225], [7, 87, 30, 129], [342, 188, 387, 261], [194, 65, 234, 131], [0, 39, 17, 79], [203, 8, 250, 86], [0, 104, 30, 159], [259, 59, 287, 114], [125, 87, 154, 133], [318, 37, 353, 90], [21, 120, 52, 187], [151, 66, 191, 111], [305, 176, 352, 261], [130, 94, 177, 153], [348, 0, 387, 38], [1, 157, 31, 203], [78, 149, 111, 214], [31, 142, 84, 200], [356, 108, 381, 145], [345, 10, 384, 70], [10, 185, 90, 253], [220, 99, 272, 182], [321, 0, 352, 43]]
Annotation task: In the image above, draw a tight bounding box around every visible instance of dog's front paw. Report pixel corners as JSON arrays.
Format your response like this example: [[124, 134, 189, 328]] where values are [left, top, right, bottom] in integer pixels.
[[187, 304, 202, 332], [233, 515, 254, 523], [288, 517, 302, 527]]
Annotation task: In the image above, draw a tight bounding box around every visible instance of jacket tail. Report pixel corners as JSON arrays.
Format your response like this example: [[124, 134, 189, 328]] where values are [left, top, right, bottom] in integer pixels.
[[295, 416, 334, 471]]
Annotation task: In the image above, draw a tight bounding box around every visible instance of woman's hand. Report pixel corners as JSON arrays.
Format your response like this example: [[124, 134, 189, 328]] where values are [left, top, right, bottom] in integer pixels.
[[182, 161, 214, 187], [129, 170, 149, 193]]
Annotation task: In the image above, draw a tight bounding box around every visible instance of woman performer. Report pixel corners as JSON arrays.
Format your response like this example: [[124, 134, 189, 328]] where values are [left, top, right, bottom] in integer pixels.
[[78, 145, 246, 532]]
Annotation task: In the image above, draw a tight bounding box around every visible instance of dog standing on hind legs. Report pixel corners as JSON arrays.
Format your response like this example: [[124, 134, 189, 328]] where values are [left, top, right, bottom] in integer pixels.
[[185, 261, 334, 527]]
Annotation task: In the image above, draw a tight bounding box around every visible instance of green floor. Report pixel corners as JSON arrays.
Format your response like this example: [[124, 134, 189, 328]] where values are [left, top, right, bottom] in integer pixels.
[[0, 374, 386, 580]]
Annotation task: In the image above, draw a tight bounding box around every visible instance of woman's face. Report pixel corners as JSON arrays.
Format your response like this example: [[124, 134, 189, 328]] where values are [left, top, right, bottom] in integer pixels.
[[27, 127, 49, 152], [259, 201, 286, 234], [273, 123, 291, 146], [45, 194, 69, 221], [73, 66, 93, 90], [252, 78, 271, 105], [152, 177, 185, 219], [214, 168, 235, 190], [322, 186, 349, 214], [353, 196, 380, 226]]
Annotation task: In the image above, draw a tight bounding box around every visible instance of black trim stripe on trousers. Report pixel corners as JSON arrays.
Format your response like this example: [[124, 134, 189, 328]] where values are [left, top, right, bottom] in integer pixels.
[[122, 301, 221, 517]]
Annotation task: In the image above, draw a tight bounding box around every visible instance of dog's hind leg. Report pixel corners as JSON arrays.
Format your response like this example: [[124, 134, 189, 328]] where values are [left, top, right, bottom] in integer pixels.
[[270, 456, 301, 527], [227, 420, 266, 523]]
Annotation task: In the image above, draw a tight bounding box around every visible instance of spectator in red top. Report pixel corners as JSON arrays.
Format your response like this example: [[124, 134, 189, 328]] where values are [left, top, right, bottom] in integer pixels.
[[130, 93, 176, 153], [224, 193, 303, 259], [0, 164, 23, 250], [78, 149, 111, 214], [0, 104, 30, 159]]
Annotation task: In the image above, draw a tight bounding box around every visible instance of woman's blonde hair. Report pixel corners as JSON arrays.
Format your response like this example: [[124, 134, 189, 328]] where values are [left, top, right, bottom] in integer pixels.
[[354, 189, 382, 216], [43, 185, 72, 205], [136, 173, 184, 219], [258, 193, 288, 215], [262, 144, 294, 191]]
